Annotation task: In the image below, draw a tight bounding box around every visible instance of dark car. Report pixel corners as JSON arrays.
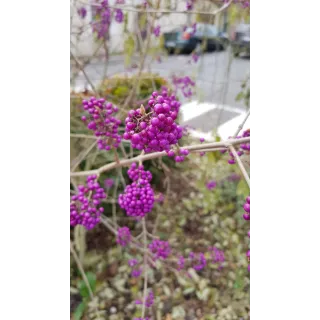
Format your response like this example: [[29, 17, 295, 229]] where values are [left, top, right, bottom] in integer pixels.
[[231, 23, 250, 57], [164, 23, 228, 54]]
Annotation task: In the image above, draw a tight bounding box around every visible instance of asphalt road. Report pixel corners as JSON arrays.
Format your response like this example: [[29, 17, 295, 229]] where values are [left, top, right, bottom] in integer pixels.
[[72, 50, 250, 132]]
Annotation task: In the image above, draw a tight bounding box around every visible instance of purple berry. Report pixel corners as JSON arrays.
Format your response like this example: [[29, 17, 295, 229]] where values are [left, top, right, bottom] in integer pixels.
[[243, 203, 250, 213]]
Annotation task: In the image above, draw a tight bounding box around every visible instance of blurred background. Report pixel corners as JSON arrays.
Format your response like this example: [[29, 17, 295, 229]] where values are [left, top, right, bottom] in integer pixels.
[[70, 1, 250, 319]]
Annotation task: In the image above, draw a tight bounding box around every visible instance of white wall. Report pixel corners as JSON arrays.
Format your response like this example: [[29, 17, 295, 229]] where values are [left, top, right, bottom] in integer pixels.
[[70, 0, 219, 58]]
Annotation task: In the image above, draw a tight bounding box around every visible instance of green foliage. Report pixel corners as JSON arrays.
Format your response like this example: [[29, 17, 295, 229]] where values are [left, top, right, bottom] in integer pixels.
[[77, 272, 96, 299], [72, 272, 96, 320], [73, 302, 86, 320], [98, 73, 168, 109], [237, 179, 249, 198]]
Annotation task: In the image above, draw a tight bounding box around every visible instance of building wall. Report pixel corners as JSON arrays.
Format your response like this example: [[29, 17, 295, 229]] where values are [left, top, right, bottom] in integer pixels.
[[71, 0, 221, 58]]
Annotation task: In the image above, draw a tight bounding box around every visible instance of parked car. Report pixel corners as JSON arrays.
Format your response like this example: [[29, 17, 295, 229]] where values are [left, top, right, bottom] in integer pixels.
[[230, 23, 250, 57], [164, 23, 228, 54]]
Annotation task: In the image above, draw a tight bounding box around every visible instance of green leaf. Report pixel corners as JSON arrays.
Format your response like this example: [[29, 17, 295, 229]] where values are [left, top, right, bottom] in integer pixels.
[[113, 86, 129, 97], [235, 92, 244, 101], [73, 302, 86, 320], [78, 272, 96, 298], [236, 179, 249, 197]]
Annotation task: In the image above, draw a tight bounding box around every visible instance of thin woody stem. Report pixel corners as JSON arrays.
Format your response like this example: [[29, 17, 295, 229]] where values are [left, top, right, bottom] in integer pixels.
[[70, 51, 98, 95], [70, 137, 250, 177], [229, 144, 250, 188], [141, 218, 148, 318], [233, 110, 250, 138], [70, 241, 101, 319]]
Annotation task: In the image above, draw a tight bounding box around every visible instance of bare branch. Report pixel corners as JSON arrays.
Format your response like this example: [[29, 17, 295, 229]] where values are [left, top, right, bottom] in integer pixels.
[[71, 140, 97, 172], [141, 217, 148, 319], [233, 110, 250, 138], [70, 241, 101, 319], [70, 51, 98, 95], [70, 137, 250, 177], [229, 144, 250, 188]]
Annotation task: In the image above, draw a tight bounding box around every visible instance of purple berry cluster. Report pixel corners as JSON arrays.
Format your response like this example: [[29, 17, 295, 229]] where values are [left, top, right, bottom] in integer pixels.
[[224, 0, 250, 8], [155, 193, 165, 203], [177, 255, 185, 270], [104, 178, 114, 188], [114, 8, 123, 23], [167, 148, 189, 162], [78, 7, 87, 19], [191, 53, 199, 63], [92, 0, 125, 39], [172, 75, 195, 98], [128, 259, 138, 267], [206, 180, 217, 190], [190, 252, 207, 271], [92, 0, 112, 39], [81, 97, 122, 151], [131, 268, 142, 278], [186, 0, 195, 10], [127, 163, 152, 183], [123, 91, 184, 156], [210, 247, 225, 269], [153, 25, 161, 37], [145, 291, 154, 307], [118, 164, 155, 218], [240, 129, 250, 152], [116, 226, 131, 246], [176, 247, 225, 274], [148, 239, 171, 260], [227, 147, 243, 164], [136, 291, 154, 307], [128, 258, 142, 277], [70, 175, 106, 230], [243, 196, 250, 221], [243, 195, 250, 271], [221, 128, 250, 164]]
